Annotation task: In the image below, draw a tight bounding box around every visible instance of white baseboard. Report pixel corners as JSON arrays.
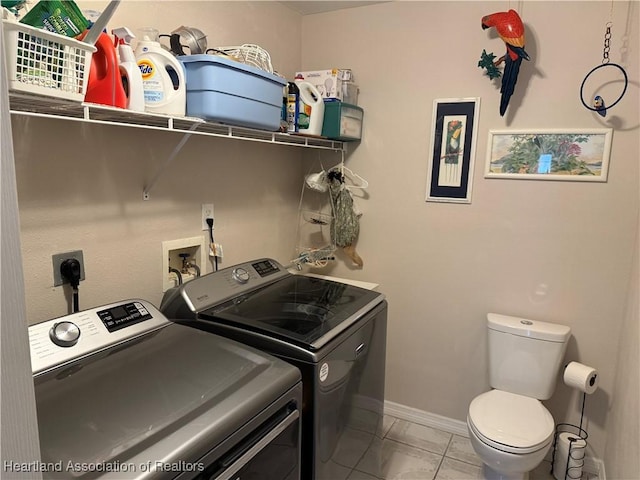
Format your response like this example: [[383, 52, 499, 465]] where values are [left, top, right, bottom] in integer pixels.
[[384, 400, 469, 437], [384, 400, 604, 479], [589, 457, 605, 480]]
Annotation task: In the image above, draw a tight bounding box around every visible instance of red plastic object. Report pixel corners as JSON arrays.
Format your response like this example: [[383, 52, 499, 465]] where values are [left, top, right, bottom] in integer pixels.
[[82, 31, 127, 108]]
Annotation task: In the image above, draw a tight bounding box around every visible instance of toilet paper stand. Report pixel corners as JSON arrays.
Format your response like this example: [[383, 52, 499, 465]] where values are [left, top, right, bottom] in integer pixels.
[[550, 392, 589, 480]]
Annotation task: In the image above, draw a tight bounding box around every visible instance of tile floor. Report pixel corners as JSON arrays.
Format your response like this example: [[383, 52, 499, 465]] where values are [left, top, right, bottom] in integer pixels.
[[340, 415, 595, 480]]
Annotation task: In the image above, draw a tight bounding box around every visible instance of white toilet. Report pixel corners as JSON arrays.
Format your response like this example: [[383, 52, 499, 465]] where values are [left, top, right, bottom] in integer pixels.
[[467, 313, 571, 480]]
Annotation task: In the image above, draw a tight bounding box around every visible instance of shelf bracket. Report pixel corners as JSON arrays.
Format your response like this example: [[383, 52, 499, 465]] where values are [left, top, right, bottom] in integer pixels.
[[143, 123, 200, 200]]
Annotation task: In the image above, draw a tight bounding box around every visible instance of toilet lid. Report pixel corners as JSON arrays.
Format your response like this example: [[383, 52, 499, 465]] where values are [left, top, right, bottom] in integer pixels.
[[468, 390, 554, 453]]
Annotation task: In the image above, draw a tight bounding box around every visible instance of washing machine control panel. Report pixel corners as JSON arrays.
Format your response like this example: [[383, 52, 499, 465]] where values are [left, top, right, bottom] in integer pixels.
[[29, 299, 168, 376], [231, 267, 250, 284], [176, 258, 290, 313], [96, 302, 153, 332], [49, 321, 81, 347], [250, 259, 281, 277]]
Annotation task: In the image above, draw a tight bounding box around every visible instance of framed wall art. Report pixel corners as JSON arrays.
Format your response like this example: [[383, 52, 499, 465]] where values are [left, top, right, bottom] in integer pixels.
[[485, 129, 613, 182], [426, 98, 480, 204]]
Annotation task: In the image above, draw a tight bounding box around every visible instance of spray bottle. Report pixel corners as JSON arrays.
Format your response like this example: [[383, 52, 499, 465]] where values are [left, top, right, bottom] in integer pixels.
[[112, 27, 145, 112], [134, 27, 186, 116], [286, 82, 300, 132]]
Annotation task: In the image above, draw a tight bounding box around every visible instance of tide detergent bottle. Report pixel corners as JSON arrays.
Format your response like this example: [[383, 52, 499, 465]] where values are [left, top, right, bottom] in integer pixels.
[[134, 28, 186, 116], [113, 27, 145, 112]]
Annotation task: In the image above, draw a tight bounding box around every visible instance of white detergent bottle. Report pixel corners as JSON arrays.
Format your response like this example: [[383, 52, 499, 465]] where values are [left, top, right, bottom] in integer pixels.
[[113, 27, 145, 112], [295, 80, 324, 136], [134, 27, 186, 116]]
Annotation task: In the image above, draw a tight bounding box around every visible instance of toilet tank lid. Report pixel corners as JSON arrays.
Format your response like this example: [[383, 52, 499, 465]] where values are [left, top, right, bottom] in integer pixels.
[[487, 313, 571, 342]]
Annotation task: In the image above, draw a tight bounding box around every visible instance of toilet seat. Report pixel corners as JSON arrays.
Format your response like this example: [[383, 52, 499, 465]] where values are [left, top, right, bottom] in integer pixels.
[[468, 390, 554, 454]]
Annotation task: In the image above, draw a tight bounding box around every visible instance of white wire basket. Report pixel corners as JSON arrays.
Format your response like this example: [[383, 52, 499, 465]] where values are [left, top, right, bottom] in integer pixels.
[[210, 44, 273, 73], [2, 19, 95, 101], [294, 209, 336, 268]]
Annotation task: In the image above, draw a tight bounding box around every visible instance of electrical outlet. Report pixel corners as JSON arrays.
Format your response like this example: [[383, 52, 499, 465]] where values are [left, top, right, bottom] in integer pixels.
[[52, 250, 85, 286], [202, 203, 214, 231]]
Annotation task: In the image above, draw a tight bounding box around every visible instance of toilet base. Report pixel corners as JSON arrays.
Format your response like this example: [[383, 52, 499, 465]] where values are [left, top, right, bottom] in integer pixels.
[[482, 464, 528, 480], [468, 416, 551, 480]]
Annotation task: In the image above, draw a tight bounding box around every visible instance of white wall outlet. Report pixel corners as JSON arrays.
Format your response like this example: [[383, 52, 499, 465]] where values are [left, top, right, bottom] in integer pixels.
[[161, 236, 207, 292], [202, 203, 214, 231]]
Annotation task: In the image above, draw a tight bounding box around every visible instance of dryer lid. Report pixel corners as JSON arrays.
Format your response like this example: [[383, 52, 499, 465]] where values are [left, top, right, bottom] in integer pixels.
[[468, 390, 554, 450], [34, 323, 300, 470]]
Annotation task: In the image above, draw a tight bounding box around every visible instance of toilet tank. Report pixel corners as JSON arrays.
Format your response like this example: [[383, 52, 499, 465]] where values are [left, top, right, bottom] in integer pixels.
[[487, 313, 571, 400]]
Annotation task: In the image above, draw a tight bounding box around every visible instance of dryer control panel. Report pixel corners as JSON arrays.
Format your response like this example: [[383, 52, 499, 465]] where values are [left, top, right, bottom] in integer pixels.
[[29, 299, 168, 376], [164, 258, 290, 315]]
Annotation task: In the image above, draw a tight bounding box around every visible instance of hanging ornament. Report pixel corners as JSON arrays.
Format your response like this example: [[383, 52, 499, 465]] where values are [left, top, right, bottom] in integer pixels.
[[479, 9, 530, 117], [579, 17, 628, 117], [328, 169, 363, 268]]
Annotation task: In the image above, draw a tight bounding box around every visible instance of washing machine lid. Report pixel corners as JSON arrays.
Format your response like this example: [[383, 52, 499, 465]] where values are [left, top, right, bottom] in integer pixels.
[[199, 275, 385, 350], [468, 390, 554, 453], [34, 322, 300, 475]]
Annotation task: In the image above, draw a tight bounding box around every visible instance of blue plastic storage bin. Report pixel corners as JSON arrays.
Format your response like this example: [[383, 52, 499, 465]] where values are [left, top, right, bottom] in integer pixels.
[[179, 54, 286, 131]]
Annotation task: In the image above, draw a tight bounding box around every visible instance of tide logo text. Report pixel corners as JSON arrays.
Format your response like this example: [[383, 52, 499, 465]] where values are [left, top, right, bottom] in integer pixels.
[[138, 61, 155, 79]]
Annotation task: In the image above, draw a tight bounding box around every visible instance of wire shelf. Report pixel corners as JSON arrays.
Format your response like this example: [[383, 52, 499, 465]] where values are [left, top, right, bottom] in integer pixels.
[[9, 92, 345, 199], [9, 92, 344, 151]]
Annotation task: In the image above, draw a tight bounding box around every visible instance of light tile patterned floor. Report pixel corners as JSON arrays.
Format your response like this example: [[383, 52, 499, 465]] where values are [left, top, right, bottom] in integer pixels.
[[343, 415, 595, 480]]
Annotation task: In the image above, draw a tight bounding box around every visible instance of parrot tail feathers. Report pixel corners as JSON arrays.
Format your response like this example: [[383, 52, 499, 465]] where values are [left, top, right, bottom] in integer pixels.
[[499, 56, 522, 116]]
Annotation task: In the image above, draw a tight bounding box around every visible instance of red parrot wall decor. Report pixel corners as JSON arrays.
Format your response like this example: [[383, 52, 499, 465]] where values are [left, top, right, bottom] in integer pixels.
[[479, 9, 530, 116]]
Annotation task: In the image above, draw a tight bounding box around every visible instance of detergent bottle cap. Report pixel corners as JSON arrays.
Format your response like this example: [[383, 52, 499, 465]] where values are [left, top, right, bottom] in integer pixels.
[[138, 27, 160, 43]]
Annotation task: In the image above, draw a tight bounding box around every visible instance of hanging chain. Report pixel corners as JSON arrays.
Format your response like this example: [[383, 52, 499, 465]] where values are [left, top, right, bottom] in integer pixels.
[[602, 22, 612, 64]]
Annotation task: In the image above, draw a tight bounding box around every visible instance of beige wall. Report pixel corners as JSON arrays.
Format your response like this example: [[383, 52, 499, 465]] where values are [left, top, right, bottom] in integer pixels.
[[14, 0, 305, 322], [301, 0, 639, 464], [604, 210, 639, 479], [11, 0, 639, 473]]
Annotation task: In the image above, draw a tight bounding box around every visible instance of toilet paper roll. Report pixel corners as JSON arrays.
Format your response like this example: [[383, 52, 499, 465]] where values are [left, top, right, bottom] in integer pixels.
[[553, 432, 586, 480], [563, 361, 599, 394]]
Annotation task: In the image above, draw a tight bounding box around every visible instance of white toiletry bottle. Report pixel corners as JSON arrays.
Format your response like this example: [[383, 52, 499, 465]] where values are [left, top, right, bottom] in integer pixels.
[[295, 80, 324, 136], [113, 27, 145, 112]]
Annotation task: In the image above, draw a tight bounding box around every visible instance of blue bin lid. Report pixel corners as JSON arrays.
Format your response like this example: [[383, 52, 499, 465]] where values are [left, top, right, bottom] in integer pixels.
[[179, 54, 286, 86]]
